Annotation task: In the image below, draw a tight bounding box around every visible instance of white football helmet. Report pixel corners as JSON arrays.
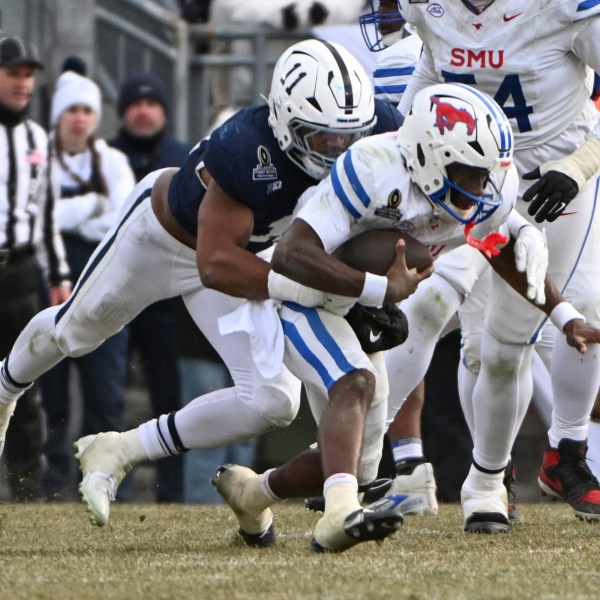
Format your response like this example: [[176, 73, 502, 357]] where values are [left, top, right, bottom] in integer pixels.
[[360, 0, 407, 52], [268, 39, 376, 180], [398, 83, 514, 225]]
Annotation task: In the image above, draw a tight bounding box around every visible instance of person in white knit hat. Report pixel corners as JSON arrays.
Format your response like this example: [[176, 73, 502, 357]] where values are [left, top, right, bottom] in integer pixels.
[[40, 69, 136, 501]]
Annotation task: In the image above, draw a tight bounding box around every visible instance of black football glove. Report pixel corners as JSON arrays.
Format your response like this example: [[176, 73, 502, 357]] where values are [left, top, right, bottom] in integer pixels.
[[522, 168, 579, 223], [344, 303, 409, 354]]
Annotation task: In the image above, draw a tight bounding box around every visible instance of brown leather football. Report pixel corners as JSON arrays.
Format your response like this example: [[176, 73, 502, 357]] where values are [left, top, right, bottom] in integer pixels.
[[333, 229, 433, 275]]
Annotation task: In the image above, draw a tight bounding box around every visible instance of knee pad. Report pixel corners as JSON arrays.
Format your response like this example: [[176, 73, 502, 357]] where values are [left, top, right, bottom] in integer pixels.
[[250, 373, 302, 428], [55, 308, 124, 358]]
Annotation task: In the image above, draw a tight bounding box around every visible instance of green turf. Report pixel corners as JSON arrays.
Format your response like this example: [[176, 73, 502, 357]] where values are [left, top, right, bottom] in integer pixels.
[[0, 502, 599, 599]]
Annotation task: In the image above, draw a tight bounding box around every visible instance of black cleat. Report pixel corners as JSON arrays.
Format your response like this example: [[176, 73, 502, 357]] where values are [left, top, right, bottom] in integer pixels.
[[464, 511, 510, 534], [239, 523, 276, 548], [538, 438, 600, 521]]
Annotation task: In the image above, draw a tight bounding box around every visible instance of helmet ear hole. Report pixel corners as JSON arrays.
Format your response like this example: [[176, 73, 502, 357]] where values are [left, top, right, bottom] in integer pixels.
[[417, 144, 425, 167]]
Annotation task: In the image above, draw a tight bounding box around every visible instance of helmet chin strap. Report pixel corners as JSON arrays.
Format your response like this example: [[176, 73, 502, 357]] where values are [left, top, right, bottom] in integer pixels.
[[464, 222, 508, 258]]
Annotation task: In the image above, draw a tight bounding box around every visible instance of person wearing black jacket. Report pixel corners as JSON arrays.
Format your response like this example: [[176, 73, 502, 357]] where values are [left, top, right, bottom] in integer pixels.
[[0, 36, 71, 500], [108, 73, 190, 503]]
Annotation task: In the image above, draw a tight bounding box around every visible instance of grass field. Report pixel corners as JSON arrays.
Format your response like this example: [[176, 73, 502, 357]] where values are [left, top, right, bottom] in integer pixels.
[[1, 501, 599, 600]]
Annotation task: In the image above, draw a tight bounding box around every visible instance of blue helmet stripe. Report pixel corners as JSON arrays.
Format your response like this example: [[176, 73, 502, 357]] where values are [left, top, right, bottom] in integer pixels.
[[453, 83, 513, 152]]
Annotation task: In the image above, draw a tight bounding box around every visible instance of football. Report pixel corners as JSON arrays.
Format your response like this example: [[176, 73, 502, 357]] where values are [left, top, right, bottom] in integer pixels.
[[333, 229, 433, 275]]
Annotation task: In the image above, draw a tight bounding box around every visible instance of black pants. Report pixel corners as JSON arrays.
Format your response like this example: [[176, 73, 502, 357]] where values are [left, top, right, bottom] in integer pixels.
[[0, 254, 45, 501], [128, 299, 183, 502], [423, 330, 473, 502]]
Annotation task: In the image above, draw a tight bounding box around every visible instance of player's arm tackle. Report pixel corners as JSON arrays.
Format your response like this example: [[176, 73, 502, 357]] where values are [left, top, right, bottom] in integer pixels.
[[487, 238, 600, 354]]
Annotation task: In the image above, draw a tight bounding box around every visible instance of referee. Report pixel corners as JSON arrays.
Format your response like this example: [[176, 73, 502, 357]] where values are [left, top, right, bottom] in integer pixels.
[[0, 35, 70, 500]]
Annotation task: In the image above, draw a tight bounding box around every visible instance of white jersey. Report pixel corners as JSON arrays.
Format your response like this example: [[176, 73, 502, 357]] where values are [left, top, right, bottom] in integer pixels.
[[54, 139, 135, 242], [295, 131, 518, 259], [373, 33, 423, 105], [398, 0, 600, 155]]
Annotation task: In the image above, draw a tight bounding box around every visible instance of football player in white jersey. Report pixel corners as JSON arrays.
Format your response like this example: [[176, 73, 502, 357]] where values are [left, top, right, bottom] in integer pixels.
[[0, 41, 397, 547], [360, 0, 452, 518], [390, 0, 600, 525], [214, 83, 600, 544], [360, 0, 424, 105]]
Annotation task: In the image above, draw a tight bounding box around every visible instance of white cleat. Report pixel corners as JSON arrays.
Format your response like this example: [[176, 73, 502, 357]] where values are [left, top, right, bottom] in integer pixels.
[[0, 399, 17, 458], [74, 432, 139, 527], [461, 470, 509, 534], [212, 464, 275, 547], [79, 471, 117, 527], [386, 462, 439, 516], [312, 504, 404, 553]]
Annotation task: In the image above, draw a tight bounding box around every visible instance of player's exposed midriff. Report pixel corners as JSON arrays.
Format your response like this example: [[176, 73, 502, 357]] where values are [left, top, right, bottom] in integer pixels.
[[151, 167, 197, 250]]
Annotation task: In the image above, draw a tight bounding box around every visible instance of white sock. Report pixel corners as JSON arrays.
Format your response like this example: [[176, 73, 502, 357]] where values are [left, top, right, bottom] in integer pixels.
[[0, 361, 32, 404], [138, 385, 279, 460], [391, 438, 423, 463], [139, 416, 184, 460], [323, 474, 360, 513], [260, 468, 282, 503], [465, 463, 504, 491]]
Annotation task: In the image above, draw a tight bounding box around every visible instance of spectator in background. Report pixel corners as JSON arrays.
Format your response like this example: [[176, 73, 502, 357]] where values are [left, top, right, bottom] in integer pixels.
[[108, 73, 190, 503], [178, 0, 212, 24], [0, 35, 71, 500], [40, 70, 135, 500], [205, 0, 365, 133], [175, 300, 257, 503]]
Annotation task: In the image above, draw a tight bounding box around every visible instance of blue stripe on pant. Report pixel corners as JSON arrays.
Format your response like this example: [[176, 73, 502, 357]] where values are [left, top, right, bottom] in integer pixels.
[[281, 301, 357, 390]]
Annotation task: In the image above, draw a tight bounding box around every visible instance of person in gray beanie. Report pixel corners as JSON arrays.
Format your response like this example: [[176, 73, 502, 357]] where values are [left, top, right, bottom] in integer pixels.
[[109, 73, 190, 503]]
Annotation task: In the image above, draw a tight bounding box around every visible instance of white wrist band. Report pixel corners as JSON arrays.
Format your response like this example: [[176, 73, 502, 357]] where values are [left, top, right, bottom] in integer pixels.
[[550, 301, 586, 331], [267, 270, 326, 306], [358, 272, 388, 306]]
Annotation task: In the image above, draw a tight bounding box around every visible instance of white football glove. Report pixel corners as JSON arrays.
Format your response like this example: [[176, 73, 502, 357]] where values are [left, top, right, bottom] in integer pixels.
[[514, 225, 548, 305]]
